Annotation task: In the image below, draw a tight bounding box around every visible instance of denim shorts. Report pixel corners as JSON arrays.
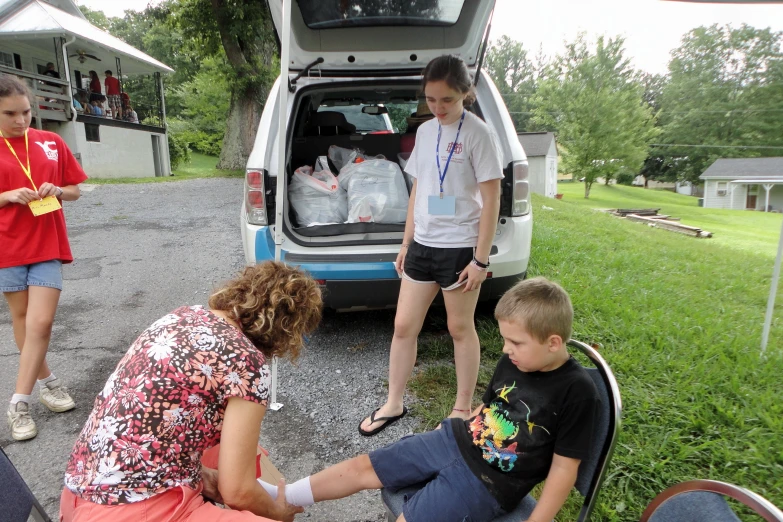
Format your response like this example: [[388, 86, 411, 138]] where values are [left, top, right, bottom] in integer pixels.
[[0, 260, 63, 292], [369, 419, 503, 522]]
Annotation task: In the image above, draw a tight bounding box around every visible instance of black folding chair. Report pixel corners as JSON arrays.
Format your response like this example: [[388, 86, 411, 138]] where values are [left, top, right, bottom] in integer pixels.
[[381, 339, 622, 522], [640, 480, 783, 522], [0, 446, 53, 522]]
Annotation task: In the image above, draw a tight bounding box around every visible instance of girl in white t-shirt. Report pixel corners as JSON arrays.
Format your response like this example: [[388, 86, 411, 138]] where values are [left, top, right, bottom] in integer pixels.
[[360, 55, 503, 436]]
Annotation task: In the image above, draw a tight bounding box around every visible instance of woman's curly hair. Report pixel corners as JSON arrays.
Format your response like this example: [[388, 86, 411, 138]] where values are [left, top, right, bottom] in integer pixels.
[[208, 262, 322, 361]]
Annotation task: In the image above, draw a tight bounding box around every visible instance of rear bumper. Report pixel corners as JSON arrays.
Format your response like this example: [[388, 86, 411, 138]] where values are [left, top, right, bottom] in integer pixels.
[[320, 273, 526, 311], [245, 225, 528, 310]]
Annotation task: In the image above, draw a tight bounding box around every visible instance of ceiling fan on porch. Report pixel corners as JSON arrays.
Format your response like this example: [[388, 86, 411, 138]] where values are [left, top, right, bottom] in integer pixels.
[[69, 50, 101, 64]]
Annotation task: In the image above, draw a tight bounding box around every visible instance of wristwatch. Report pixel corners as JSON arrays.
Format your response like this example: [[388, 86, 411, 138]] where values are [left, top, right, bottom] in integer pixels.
[[55, 186, 64, 198]]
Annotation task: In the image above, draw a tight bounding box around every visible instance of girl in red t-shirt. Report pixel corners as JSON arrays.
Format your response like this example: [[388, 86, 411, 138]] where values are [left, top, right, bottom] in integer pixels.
[[0, 76, 88, 441], [88, 70, 103, 105]]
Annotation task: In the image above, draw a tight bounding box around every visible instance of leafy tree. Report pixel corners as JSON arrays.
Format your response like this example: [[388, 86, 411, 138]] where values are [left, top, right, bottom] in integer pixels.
[[533, 34, 658, 198], [78, 6, 111, 30], [657, 24, 783, 183], [637, 72, 667, 114], [484, 36, 542, 132], [386, 103, 417, 134], [169, 56, 231, 156], [169, 0, 278, 170]]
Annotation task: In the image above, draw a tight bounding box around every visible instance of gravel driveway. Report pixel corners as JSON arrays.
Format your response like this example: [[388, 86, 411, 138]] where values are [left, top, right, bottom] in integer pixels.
[[0, 178, 424, 521]]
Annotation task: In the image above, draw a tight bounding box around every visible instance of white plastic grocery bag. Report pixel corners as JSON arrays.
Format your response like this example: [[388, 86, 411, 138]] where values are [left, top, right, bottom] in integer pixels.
[[338, 159, 409, 223], [289, 165, 348, 226]]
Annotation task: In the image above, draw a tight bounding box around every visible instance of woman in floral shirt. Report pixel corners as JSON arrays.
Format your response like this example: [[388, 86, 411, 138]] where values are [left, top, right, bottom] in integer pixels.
[[60, 262, 322, 522]]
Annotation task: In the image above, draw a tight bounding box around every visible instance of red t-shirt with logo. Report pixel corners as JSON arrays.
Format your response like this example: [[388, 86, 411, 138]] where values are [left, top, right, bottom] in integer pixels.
[[105, 76, 120, 95], [0, 129, 88, 269]]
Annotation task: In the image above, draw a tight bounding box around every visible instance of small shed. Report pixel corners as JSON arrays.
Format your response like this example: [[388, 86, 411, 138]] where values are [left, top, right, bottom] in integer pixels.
[[699, 157, 783, 212], [517, 131, 557, 198]]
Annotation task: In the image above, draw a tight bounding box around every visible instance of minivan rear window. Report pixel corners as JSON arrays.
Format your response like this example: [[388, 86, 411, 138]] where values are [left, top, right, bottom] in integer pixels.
[[320, 105, 391, 133], [297, 0, 465, 29]]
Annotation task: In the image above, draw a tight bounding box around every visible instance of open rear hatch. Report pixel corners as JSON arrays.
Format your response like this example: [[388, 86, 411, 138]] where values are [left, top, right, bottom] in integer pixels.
[[267, 0, 495, 74]]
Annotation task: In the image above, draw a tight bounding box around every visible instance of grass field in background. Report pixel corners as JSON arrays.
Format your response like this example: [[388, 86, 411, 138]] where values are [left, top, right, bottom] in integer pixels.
[[410, 186, 783, 521], [85, 153, 243, 184], [558, 182, 783, 258]]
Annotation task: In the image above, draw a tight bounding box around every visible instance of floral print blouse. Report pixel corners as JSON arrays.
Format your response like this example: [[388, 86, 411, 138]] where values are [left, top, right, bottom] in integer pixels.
[[64, 306, 271, 505]]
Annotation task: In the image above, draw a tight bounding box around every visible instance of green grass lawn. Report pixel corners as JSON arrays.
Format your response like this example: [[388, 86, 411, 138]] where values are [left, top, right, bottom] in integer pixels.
[[410, 185, 783, 521], [558, 182, 783, 259], [85, 153, 243, 184]]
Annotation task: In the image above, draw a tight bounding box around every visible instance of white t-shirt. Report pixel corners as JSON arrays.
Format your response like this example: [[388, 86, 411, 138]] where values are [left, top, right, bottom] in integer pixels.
[[406, 110, 503, 248]]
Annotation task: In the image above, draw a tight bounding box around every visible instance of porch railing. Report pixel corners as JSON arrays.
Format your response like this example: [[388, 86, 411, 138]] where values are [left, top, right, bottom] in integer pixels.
[[0, 65, 72, 125]]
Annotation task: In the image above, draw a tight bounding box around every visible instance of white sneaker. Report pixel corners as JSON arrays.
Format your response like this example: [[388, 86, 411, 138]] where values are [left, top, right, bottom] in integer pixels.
[[39, 379, 76, 413], [7, 402, 37, 441]]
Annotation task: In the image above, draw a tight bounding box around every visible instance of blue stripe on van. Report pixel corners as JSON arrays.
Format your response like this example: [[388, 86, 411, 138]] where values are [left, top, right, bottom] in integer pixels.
[[254, 227, 276, 262], [254, 228, 397, 280], [283, 260, 398, 280]]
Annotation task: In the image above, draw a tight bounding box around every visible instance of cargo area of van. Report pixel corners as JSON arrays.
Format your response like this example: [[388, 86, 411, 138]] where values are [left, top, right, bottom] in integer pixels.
[[285, 84, 418, 239], [284, 83, 502, 245]]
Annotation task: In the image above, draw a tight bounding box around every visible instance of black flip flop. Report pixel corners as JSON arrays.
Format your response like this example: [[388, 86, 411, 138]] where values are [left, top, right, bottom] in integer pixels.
[[358, 406, 408, 437]]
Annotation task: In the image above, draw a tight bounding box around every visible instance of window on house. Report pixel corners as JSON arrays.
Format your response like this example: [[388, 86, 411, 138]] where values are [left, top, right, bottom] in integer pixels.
[[0, 51, 14, 68], [717, 181, 727, 196], [85, 123, 100, 142]]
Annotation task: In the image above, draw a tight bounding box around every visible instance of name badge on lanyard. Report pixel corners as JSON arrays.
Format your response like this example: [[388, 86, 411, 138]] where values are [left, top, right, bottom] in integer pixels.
[[428, 110, 465, 216], [1, 129, 61, 217]]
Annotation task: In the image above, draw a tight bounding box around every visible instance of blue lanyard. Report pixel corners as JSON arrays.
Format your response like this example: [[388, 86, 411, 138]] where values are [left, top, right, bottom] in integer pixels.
[[436, 110, 466, 198]]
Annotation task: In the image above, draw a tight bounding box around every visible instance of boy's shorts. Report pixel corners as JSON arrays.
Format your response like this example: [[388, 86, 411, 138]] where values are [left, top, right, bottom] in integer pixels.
[[369, 418, 503, 522], [403, 241, 474, 290], [0, 260, 63, 292]]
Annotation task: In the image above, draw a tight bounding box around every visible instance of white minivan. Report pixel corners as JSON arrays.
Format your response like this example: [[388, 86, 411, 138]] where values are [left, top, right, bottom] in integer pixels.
[[241, 0, 532, 311]]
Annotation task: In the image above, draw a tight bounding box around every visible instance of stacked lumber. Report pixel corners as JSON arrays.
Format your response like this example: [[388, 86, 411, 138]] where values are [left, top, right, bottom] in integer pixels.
[[609, 208, 712, 238]]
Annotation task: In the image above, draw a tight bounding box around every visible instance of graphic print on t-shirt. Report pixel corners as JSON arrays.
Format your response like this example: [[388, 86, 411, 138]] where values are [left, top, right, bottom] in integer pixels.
[[468, 383, 552, 472], [34, 140, 58, 161], [446, 140, 463, 156]]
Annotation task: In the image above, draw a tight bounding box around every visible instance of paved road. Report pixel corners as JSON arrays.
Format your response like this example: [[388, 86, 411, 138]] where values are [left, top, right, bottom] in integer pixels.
[[0, 178, 423, 521]]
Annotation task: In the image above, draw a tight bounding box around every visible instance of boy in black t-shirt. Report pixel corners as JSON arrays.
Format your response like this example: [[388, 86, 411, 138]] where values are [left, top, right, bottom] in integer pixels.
[[248, 277, 600, 522]]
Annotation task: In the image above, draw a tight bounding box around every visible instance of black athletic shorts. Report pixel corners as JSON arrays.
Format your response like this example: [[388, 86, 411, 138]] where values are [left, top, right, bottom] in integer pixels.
[[403, 240, 474, 290]]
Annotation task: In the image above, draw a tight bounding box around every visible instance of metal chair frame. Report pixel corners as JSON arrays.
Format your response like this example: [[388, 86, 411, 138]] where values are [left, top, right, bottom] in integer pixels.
[[0, 446, 53, 522], [639, 479, 783, 522]]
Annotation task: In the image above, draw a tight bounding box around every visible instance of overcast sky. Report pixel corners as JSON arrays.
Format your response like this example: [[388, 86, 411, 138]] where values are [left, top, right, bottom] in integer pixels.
[[78, 0, 783, 74]]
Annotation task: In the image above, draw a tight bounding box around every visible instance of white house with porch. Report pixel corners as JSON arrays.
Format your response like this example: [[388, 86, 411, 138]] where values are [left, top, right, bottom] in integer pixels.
[[0, 0, 174, 178], [699, 157, 783, 212]]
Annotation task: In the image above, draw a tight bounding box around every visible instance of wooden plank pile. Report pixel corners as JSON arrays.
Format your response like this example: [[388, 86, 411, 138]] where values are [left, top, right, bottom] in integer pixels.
[[607, 208, 713, 238]]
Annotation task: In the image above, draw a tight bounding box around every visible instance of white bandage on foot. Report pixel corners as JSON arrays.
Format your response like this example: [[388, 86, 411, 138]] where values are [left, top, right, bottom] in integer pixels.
[[257, 476, 314, 507], [286, 476, 314, 507], [258, 479, 279, 498]]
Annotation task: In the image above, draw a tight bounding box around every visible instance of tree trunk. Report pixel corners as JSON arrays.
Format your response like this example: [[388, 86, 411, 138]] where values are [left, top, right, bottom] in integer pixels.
[[210, 0, 276, 170], [216, 85, 264, 170], [584, 181, 591, 198]]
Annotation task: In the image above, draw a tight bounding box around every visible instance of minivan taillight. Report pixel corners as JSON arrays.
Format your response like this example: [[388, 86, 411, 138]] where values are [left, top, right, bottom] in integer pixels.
[[245, 169, 267, 225], [511, 161, 530, 216]]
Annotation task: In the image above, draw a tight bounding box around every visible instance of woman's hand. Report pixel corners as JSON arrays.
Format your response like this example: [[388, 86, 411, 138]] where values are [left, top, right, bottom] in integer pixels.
[[272, 479, 305, 522], [201, 467, 223, 504], [395, 244, 409, 276], [457, 262, 487, 293], [1, 188, 39, 205], [37, 182, 60, 199]]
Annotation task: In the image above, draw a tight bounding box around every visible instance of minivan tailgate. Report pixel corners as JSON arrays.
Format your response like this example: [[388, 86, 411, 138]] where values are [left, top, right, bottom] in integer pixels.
[[267, 0, 494, 72]]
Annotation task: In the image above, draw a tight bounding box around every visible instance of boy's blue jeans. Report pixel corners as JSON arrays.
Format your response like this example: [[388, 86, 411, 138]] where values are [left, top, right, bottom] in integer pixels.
[[369, 419, 504, 522]]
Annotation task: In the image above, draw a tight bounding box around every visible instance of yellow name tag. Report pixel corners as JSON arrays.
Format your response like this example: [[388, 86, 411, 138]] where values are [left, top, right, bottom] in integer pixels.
[[28, 196, 62, 216]]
